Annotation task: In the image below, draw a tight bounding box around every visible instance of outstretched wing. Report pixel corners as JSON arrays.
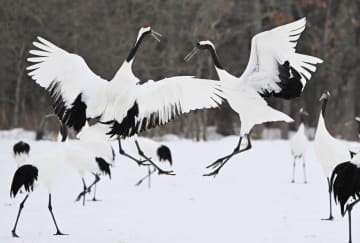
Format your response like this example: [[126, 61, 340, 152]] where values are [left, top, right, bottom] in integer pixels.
[[104, 76, 223, 137], [27, 37, 109, 132], [242, 18, 323, 99]]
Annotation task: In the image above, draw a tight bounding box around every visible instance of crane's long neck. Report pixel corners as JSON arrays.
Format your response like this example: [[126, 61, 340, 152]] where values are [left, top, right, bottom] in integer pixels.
[[57, 122, 68, 142], [126, 33, 146, 62], [321, 98, 328, 118], [300, 113, 304, 123], [315, 98, 329, 139], [207, 47, 223, 70]]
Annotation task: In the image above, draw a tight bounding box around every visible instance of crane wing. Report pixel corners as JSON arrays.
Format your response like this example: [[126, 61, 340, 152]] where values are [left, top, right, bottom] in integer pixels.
[[103, 76, 223, 137], [242, 18, 323, 99], [27, 37, 109, 132]]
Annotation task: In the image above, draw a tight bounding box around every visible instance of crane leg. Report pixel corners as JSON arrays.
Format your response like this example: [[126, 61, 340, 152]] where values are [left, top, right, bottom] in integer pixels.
[[91, 173, 101, 201], [203, 134, 252, 177], [148, 166, 152, 189], [346, 199, 360, 243], [135, 140, 175, 175], [302, 156, 307, 184], [291, 157, 296, 183], [82, 178, 87, 206], [48, 194, 67, 235], [322, 177, 334, 220], [11, 194, 29, 237], [75, 174, 100, 204], [135, 167, 157, 186], [118, 137, 149, 166]]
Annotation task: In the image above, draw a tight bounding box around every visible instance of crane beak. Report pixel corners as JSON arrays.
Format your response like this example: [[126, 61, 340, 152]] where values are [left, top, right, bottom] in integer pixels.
[[301, 110, 309, 116], [184, 47, 199, 62], [150, 30, 162, 42]]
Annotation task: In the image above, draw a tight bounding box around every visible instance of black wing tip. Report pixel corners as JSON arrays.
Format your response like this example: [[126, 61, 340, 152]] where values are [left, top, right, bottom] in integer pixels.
[[13, 141, 30, 155], [95, 157, 112, 179], [106, 102, 140, 138], [10, 164, 38, 198], [275, 61, 303, 99], [157, 145, 173, 165], [331, 162, 360, 217], [48, 81, 87, 133], [261, 61, 303, 99]]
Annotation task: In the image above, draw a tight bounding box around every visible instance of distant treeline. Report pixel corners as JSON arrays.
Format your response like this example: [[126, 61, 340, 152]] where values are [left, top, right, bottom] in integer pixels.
[[0, 0, 359, 140]]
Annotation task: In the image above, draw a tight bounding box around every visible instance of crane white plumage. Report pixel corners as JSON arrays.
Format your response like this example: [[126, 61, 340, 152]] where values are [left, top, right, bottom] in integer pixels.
[[314, 90, 352, 220], [10, 145, 67, 237], [61, 122, 114, 205], [184, 17, 323, 176], [27, 24, 223, 140], [289, 108, 309, 183]]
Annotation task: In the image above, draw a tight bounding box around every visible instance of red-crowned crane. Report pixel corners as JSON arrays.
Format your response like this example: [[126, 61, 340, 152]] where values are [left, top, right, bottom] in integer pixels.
[[27, 25, 223, 176], [184, 18, 323, 176], [289, 108, 309, 183], [314, 91, 353, 220], [59, 122, 114, 205], [10, 149, 68, 237]]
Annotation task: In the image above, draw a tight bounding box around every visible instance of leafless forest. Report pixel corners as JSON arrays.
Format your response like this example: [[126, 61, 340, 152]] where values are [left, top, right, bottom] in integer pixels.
[[0, 0, 359, 140]]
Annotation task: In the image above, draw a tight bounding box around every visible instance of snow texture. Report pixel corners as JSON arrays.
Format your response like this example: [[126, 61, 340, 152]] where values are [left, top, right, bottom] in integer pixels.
[[1, 136, 360, 243]]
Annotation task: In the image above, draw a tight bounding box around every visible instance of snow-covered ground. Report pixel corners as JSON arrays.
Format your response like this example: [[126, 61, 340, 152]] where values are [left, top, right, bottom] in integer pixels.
[[0, 136, 359, 243]]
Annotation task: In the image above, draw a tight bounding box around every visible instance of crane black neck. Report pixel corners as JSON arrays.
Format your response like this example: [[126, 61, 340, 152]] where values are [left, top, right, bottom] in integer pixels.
[[300, 113, 305, 123], [206, 46, 223, 70], [126, 33, 147, 62], [321, 98, 328, 117]]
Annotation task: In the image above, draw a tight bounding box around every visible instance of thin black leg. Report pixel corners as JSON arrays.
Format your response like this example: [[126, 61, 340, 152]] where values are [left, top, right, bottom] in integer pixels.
[[322, 177, 334, 220], [91, 174, 101, 201], [148, 166, 152, 189], [349, 207, 352, 243], [82, 178, 86, 206], [48, 194, 67, 235], [11, 194, 29, 237], [302, 156, 307, 184], [346, 199, 360, 243], [291, 157, 296, 183], [135, 167, 157, 186], [75, 174, 100, 204], [118, 137, 148, 166], [135, 140, 175, 175], [203, 134, 252, 177]]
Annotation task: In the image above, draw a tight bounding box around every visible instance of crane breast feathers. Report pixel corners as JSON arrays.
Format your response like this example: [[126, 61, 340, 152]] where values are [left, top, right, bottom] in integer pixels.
[[106, 76, 223, 137], [247, 18, 323, 99], [27, 37, 109, 132]]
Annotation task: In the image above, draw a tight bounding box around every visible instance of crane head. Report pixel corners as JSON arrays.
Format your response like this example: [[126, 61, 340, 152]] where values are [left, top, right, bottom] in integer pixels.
[[184, 40, 216, 62], [319, 90, 331, 101], [136, 24, 162, 44], [299, 108, 309, 116]]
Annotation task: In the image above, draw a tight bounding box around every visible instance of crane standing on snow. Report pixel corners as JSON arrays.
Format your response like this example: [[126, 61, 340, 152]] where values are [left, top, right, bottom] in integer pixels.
[[10, 148, 68, 237], [289, 108, 309, 184], [314, 91, 353, 220]]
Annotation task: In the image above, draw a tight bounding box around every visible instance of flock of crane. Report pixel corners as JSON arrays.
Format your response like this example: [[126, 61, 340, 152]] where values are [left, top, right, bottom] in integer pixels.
[[6, 17, 360, 242]]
